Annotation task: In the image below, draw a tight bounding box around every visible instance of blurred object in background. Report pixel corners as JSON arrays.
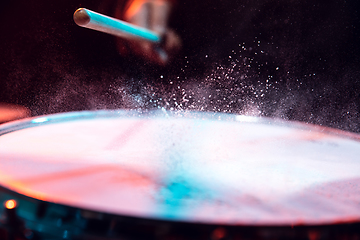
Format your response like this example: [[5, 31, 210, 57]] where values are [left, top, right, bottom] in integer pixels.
[[115, 0, 182, 65], [0, 103, 31, 124]]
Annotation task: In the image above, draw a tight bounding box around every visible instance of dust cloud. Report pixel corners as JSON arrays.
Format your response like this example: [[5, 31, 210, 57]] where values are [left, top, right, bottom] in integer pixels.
[[1, 0, 359, 133]]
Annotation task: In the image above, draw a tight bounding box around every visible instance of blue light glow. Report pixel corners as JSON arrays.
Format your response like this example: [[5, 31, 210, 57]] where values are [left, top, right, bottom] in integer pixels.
[[32, 117, 49, 123]]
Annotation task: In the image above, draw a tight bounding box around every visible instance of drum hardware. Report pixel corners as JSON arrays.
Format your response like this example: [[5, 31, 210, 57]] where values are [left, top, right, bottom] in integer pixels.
[[0, 199, 34, 240]]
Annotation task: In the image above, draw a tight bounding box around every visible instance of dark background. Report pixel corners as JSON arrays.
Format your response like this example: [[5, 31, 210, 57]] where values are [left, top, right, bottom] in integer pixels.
[[0, 0, 359, 132]]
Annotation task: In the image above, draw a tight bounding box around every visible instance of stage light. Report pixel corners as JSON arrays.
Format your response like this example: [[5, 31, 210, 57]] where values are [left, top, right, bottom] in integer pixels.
[[4, 199, 17, 210]]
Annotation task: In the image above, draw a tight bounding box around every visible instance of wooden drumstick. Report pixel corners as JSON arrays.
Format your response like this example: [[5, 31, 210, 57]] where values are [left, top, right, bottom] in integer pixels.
[[73, 8, 161, 43]]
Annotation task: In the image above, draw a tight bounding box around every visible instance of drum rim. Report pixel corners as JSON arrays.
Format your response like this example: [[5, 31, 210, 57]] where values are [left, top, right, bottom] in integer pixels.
[[0, 109, 359, 141]]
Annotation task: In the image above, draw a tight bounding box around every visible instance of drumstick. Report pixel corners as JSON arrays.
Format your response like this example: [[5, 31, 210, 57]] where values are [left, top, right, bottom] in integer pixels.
[[73, 8, 161, 43]]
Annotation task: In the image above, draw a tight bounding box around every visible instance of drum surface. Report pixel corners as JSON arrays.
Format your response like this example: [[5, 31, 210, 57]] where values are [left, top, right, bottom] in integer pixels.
[[0, 110, 359, 226]]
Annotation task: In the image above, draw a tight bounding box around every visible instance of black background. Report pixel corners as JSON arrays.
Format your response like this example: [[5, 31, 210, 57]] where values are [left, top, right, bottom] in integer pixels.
[[0, 0, 359, 132]]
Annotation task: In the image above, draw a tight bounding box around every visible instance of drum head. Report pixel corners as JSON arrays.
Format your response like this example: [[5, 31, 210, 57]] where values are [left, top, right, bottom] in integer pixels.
[[0, 110, 359, 226]]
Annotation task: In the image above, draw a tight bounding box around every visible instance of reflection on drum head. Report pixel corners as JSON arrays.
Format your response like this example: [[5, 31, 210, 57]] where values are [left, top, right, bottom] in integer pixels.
[[0, 110, 359, 226]]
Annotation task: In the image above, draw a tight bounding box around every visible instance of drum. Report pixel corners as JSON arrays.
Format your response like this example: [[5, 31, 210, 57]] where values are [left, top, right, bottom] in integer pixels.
[[0, 110, 359, 240]]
